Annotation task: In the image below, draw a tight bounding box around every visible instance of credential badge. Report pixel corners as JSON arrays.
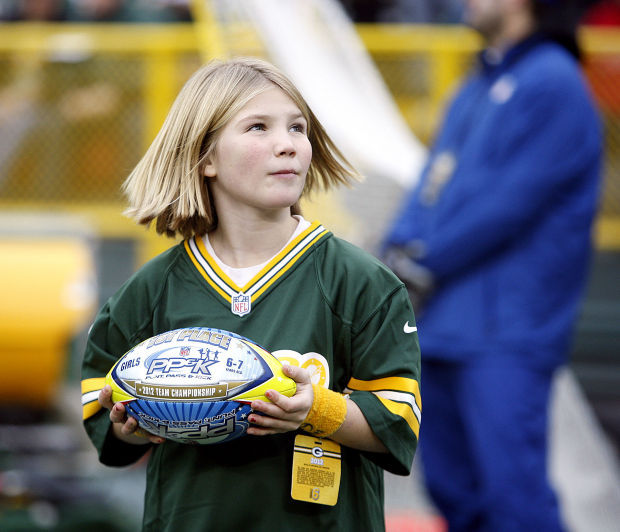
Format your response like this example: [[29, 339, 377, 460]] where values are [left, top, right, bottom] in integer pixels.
[[231, 292, 251, 317], [420, 151, 456, 205]]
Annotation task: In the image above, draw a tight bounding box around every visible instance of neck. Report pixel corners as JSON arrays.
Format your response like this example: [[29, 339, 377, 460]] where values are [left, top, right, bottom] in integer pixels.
[[209, 210, 298, 268], [488, 8, 535, 52]]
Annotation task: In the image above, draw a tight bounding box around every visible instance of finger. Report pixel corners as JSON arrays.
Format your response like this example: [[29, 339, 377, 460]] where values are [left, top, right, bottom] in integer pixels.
[[250, 398, 281, 417], [247, 412, 297, 435], [98, 385, 114, 410], [134, 427, 150, 438], [145, 433, 165, 444], [131, 424, 166, 445], [247, 425, 282, 436], [252, 392, 296, 416], [121, 415, 140, 436], [246, 425, 276, 436], [281, 364, 311, 385], [110, 401, 127, 424], [251, 398, 307, 428]]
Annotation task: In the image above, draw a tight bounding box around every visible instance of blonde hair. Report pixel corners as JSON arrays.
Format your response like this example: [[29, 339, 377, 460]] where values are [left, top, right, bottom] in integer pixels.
[[123, 57, 359, 238]]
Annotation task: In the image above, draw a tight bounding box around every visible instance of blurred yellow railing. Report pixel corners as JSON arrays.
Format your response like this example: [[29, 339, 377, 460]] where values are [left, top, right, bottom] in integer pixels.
[[0, 23, 618, 257]]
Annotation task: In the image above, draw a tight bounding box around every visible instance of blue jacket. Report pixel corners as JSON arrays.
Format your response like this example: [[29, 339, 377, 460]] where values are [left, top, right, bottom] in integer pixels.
[[385, 35, 602, 369]]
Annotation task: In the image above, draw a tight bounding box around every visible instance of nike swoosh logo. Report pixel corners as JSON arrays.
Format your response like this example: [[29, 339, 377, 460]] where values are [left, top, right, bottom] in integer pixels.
[[403, 322, 417, 334]]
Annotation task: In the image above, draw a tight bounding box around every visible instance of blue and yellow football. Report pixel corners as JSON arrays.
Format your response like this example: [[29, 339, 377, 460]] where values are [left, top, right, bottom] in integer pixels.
[[105, 327, 296, 445]]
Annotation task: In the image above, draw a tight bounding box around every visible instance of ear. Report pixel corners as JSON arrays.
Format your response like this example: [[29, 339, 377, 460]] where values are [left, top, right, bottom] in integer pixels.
[[203, 156, 217, 178]]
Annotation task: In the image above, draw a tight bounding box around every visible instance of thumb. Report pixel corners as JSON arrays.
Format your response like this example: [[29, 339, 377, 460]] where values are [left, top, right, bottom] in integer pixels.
[[282, 364, 311, 385]]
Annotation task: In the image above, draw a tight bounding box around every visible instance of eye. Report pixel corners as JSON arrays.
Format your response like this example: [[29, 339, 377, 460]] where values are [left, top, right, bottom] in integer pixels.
[[290, 122, 306, 134], [248, 123, 266, 131]]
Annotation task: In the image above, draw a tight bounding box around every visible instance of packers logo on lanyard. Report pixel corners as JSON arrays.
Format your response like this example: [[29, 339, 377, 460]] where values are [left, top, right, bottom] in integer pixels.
[[291, 434, 342, 506]]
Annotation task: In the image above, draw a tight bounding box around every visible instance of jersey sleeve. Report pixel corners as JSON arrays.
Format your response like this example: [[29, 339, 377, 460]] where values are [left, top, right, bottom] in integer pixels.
[[81, 301, 154, 466], [346, 285, 421, 475]]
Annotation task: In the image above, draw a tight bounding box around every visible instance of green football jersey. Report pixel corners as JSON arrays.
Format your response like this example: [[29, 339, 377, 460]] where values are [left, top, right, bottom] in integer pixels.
[[82, 222, 421, 532]]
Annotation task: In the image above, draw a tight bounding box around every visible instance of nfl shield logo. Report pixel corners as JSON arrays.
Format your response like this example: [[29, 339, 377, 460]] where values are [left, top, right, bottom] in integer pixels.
[[231, 292, 251, 316]]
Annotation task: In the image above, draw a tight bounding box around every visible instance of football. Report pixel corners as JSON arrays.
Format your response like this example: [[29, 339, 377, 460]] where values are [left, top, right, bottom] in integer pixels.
[[105, 327, 296, 445]]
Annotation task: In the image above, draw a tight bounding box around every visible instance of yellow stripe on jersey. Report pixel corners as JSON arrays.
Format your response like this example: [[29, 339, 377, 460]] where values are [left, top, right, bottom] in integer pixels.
[[377, 396, 421, 438], [247, 221, 325, 293], [347, 376, 420, 403], [251, 229, 329, 301], [193, 236, 239, 294], [81, 377, 106, 420], [82, 377, 106, 394], [345, 375, 421, 436], [184, 239, 233, 302], [83, 399, 103, 420], [184, 221, 329, 306]]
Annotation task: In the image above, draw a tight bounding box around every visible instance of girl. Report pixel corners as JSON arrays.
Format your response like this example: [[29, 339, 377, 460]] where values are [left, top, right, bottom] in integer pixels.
[[82, 57, 420, 531]]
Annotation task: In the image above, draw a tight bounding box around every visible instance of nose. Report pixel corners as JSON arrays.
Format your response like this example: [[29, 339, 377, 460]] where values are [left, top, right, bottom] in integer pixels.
[[273, 130, 296, 157]]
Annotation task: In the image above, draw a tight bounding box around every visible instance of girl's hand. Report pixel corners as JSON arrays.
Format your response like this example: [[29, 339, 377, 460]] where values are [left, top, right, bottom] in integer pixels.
[[247, 365, 314, 436], [98, 384, 165, 445]]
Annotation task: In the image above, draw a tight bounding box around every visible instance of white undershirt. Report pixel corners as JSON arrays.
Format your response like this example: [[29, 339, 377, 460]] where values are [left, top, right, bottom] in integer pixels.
[[203, 215, 311, 287]]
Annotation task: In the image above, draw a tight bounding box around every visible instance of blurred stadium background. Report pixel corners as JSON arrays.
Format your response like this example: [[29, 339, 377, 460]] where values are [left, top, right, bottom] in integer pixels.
[[0, 1, 619, 530]]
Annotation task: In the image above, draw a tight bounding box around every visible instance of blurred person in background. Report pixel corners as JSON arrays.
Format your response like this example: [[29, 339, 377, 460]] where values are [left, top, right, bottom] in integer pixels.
[[382, 0, 603, 530], [157, 0, 191, 22], [0, 0, 189, 22], [338, 0, 463, 23], [0, 0, 69, 20], [66, 0, 184, 22]]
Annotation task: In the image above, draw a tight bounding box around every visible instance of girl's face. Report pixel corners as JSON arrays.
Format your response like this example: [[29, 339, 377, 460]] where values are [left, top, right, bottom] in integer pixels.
[[204, 85, 312, 220]]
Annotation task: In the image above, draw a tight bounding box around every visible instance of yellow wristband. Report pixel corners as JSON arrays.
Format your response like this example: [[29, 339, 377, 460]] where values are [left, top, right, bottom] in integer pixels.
[[301, 384, 347, 437]]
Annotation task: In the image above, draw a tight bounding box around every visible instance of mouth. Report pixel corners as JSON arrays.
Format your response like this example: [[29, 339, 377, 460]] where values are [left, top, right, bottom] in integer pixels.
[[272, 169, 297, 175], [271, 169, 298, 178]]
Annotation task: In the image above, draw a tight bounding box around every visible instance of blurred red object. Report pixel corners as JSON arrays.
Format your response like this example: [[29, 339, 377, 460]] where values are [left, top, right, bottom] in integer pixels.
[[583, 1, 620, 26]]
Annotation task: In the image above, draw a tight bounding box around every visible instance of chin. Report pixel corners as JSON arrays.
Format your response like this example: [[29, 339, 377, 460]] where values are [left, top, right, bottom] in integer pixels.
[[268, 189, 304, 209], [269, 200, 300, 212]]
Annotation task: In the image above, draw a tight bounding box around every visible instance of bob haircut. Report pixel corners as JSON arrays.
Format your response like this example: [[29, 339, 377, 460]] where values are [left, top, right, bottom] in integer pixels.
[[123, 56, 359, 238]]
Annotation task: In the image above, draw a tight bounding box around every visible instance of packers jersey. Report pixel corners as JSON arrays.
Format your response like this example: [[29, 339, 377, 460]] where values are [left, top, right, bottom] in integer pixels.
[[82, 221, 421, 532]]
